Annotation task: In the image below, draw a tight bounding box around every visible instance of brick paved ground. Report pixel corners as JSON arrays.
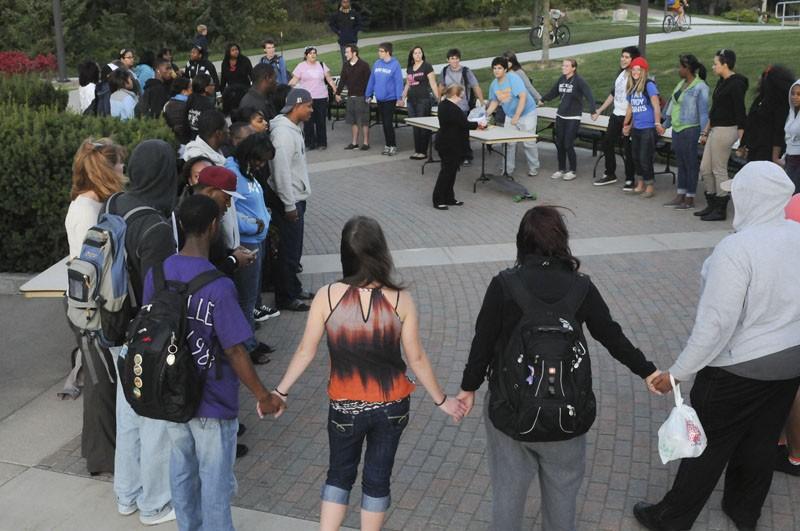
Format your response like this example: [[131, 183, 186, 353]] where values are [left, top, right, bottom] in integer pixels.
[[40, 119, 800, 529]]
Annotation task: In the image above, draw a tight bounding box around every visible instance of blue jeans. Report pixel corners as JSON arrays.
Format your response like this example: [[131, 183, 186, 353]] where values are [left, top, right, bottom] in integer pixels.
[[233, 240, 264, 352], [273, 200, 306, 306], [555, 117, 580, 172], [672, 126, 701, 196], [631, 127, 657, 183], [322, 398, 410, 512], [167, 417, 238, 531], [113, 347, 172, 517]]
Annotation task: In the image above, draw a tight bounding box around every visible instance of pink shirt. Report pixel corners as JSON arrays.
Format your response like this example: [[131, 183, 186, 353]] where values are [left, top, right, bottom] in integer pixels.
[[292, 61, 329, 99]]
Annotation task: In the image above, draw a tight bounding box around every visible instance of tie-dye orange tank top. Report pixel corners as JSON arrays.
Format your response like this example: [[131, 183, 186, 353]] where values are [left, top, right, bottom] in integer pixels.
[[325, 285, 416, 402]]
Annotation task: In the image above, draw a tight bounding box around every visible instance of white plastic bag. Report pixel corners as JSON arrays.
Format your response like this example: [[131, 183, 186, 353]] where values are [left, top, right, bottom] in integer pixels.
[[657, 375, 707, 464], [467, 105, 486, 123]]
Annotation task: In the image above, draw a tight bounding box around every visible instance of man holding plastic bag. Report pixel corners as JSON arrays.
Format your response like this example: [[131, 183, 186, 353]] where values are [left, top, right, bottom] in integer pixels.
[[636, 161, 800, 531]]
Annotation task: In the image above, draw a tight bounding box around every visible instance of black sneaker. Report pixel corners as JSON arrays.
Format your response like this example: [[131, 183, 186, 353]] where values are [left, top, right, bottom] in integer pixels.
[[253, 305, 280, 322], [236, 444, 249, 459], [775, 445, 800, 476], [344, 143, 358, 150], [593, 175, 618, 186], [463, 159, 472, 166], [622, 181, 635, 192]]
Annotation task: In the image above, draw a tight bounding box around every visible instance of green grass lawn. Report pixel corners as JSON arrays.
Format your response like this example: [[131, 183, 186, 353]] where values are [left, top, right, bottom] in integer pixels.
[[280, 22, 651, 75], [470, 30, 798, 107]]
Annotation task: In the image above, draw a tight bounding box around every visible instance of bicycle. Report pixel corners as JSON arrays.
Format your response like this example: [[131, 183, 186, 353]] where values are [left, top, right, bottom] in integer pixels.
[[662, 0, 692, 32], [529, 10, 571, 49]]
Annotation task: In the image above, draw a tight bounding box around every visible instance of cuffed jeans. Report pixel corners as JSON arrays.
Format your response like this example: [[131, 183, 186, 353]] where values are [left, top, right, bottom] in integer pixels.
[[700, 125, 738, 197], [631, 127, 657, 184], [484, 400, 586, 531], [233, 240, 265, 352], [672, 126, 701, 196], [322, 398, 409, 512], [407, 97, 433, 154], [113, 352, 172, 517], [649, 367, 800, 529], [377, 100, 397, 147], [503, 111, 540, 174], [555, 117, 580, 172], [167, 417, 238, 531], [604, 113, 635, 181], [304, 98, 328, 148]]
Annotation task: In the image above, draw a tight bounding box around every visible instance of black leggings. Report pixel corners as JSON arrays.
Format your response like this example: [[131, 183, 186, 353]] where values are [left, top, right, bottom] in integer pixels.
[[377, 100, 396, 147], [555, 116, 580, 172], [303, 98, 328, 148]]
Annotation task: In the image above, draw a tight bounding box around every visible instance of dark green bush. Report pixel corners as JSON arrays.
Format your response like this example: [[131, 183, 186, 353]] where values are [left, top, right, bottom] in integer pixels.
[[0, 104, 176, 272], [0, 74, 69, 110]]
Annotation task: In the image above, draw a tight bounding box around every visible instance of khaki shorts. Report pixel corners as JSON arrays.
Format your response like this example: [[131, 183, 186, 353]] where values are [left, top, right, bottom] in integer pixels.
[[345, 96, 370, 126]]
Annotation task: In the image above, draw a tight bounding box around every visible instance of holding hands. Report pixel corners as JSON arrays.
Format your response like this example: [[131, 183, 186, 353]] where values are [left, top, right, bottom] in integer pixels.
[[438, 395, 468, 423], [645, 370, 675, 395]]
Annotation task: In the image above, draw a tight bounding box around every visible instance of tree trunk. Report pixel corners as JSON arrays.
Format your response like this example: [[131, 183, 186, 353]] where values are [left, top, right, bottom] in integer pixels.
[[542, 0, 551, 65], [638, 0, 648, 56]]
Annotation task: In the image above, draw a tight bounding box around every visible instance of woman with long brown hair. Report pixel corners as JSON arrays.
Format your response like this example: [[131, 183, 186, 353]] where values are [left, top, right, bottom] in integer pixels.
[[64, 137, 127, 476]]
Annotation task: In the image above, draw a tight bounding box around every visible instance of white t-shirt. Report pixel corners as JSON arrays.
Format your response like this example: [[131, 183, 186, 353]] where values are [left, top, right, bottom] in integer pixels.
[[79, 84, 96, 113], [65, 194, 103, 257], [612, 70, 629, 117]]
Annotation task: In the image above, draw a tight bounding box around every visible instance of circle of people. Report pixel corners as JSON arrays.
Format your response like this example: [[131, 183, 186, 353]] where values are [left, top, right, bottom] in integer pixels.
[[67, 17, 800, 531]]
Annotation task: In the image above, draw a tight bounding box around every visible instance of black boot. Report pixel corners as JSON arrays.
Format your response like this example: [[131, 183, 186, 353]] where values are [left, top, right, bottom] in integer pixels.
[[701, 194, 729, 221], [694, 192, 716, 217]]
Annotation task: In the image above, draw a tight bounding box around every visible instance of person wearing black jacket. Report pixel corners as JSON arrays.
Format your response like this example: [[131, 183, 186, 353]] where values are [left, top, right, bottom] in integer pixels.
[[238, 63, 278, 122], [220, 43, 253, 93], [540, 59, 596, 180], [135, 60, 172, 118], [432, 85, 483, 210], [185, 44, 219, 87], [163, 77, 192, 145], [456, 206, 658, 531], [329, 0, 361, 66], [696, 49, 748, 222], [740, 65, 794, 164], [187, 74, 217, 140]]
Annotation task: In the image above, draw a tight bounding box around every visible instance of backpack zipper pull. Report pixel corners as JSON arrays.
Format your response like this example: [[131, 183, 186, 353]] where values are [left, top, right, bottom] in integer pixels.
[[567, 405, 575, 417]]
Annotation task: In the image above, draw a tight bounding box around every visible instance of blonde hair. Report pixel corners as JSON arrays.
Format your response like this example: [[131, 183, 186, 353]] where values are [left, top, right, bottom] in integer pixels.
[[627, 67, 648, 95], [70, 138, 127, 201], [197, 24, 207, 33], [445, 84, 465, 99]]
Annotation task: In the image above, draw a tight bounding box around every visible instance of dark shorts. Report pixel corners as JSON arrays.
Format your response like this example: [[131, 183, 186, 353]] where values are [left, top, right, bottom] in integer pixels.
[[345, 96, 370, 126]]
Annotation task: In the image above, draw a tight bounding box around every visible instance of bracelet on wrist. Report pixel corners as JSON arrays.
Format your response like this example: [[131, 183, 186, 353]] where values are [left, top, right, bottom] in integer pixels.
[[274, 388, 288, 398], [434, 394, 447, 407]]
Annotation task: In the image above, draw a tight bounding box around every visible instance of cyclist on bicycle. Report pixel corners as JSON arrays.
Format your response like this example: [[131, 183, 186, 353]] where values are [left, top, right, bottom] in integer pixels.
[[667, 0, 689, 26]]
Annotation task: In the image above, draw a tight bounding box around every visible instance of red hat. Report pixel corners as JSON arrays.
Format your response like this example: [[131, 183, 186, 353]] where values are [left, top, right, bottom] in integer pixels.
[[630, 57, 649, 71], [197, 166, 244, 200], [786, 194, 800, 222]]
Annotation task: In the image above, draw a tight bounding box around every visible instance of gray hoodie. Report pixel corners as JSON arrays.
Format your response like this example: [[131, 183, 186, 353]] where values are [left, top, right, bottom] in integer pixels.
[[785, 79, 800, 156], [670, 161, 800, 381], [268, 114, 311, 211]]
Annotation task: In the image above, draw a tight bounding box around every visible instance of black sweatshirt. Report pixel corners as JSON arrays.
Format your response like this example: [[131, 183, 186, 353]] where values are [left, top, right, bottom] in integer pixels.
[[220, 56, 253, 92], [435, 98, 478, 159], [336, 58, 371, 97], [461, 255, 656, 392], [541, 74, 596, 118], [709, 73, 748, 129]]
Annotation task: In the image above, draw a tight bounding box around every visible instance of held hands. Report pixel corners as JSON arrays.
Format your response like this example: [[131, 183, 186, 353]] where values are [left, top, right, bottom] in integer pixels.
[[232, 246, 256, 267], [656, 124, 666, 136], [645, 370, 663, 395], [622, 124, 632, 137], [455, 389, 475, 416], [439, 396, 468, 423], [647, 371, 676, 395], [286, 209, 299, 222], [257, 392, 286, 419], [335, 94, 342, 104], [590, 113, 599, 121]]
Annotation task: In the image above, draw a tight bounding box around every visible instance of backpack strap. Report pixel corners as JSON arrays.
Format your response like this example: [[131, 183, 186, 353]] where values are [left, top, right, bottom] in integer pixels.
[[152, 260, 168, 292], [185, 269, 226, 295], [500, 268, 591, 321]]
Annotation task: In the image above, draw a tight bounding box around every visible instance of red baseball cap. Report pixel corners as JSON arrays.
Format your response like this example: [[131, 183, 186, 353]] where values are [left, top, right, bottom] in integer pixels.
[[197, 166, 244, 200], [630, 57, 650, 71]]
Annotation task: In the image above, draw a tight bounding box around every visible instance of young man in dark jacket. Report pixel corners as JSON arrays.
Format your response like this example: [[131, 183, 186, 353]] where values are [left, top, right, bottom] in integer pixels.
[[135, 60, 173, 118], [238, 63, 278, 122], [329, 0, 361, 66]]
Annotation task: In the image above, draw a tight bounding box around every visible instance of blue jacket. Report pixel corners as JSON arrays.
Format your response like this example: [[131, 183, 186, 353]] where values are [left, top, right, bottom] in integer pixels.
[[365, 58, 404, 102], [260, 54, 288, 86], [225, 157, 269, 245], [663, 78, 710, 132]]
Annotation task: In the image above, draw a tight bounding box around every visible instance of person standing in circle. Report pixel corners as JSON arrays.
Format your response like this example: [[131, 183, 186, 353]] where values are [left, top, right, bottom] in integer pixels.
[[403, 46, 439, 160], [289, 46, 338, 150]]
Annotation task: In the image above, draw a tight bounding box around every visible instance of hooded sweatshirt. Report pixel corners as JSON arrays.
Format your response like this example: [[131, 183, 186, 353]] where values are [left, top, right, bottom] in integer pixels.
[[785, 79, 800, 156], [268, 114, 310, 211], [109, 140, 178, 302], [709, 73, 749, 128], [365, 57, 404, 102], [669, 161, 800, 381]]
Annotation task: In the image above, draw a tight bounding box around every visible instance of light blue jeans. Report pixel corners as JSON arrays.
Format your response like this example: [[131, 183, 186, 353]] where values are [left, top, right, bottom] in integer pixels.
[[167, 417, 239, 531], [503, 110, 540, 174], [113, 346, 172, 517]]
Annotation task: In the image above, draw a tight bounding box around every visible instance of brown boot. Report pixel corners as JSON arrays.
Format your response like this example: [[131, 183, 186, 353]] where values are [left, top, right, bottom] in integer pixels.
[[663, 194, 685, 208], [674, 196, 695, 210]]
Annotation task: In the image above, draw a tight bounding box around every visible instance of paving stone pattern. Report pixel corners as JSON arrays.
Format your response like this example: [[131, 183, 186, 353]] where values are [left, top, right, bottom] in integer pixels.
[[38, 121, 800, 530]]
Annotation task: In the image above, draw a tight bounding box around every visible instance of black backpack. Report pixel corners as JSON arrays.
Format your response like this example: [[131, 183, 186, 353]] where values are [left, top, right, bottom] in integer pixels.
[[441, 65, 476, 108], [488, 268, 596, 442], [119, 262, 224, 423]]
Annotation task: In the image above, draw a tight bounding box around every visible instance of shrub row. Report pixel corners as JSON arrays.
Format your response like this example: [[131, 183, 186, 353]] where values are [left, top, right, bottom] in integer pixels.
[[0, 74, 69, 111], [0, 51, 57, 75], [0, 101, 176, 272]]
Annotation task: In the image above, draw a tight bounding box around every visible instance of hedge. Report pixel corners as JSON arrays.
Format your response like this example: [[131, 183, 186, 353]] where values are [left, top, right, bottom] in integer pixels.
[[0, 102, 176, 272], [0, 74, 69, 110]]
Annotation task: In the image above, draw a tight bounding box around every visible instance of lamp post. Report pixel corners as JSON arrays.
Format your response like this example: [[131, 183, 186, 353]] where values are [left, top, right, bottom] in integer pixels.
[[638, 0, 649, 56], [52, 0, 68, 82]]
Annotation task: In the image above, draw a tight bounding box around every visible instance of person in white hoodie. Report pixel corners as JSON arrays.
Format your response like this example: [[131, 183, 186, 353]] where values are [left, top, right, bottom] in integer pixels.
[[635, 161, 800, 531], [267, 88, 314, 312], [784, 79, 800, 192]]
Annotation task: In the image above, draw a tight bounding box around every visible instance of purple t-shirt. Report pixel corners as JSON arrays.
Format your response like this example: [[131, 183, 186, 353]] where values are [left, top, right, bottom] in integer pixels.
[[143, 255, 252, 419]]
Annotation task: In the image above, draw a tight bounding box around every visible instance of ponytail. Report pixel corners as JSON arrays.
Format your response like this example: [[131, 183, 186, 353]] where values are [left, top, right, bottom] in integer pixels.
[[71, 138, 127, 201], [680, 54, 706, 81]]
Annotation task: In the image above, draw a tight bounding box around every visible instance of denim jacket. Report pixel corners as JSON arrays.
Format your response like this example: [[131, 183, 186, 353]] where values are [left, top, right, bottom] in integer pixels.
[[663, 79, 709, 132]]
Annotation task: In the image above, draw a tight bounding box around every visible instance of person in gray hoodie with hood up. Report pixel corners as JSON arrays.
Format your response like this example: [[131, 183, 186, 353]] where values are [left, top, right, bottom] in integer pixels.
[[635, 161, 800, 531], [784, 79, 800, 191], [266, 88, 314, 312]]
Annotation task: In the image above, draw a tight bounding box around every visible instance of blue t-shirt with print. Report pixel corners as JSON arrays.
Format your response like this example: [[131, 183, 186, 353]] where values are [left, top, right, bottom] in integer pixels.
[[628, 80, 659, 130], [490, 74, 536, 118], [143, 255, 253, 420]]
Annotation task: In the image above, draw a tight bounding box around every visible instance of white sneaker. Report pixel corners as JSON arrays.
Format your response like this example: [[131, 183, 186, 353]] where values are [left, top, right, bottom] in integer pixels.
[[387, 146, 397, 156], [563, 171, 577, 181], [140, 506, 176, 526], [551, 171, 564, 180], [528, 168, 539, 177], [118, 503, 138, 516], [381, 146, 390, 155]]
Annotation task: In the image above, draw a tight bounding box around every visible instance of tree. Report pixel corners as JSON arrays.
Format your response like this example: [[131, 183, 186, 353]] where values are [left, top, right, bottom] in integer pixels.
[[541, 0, 551, 65]]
